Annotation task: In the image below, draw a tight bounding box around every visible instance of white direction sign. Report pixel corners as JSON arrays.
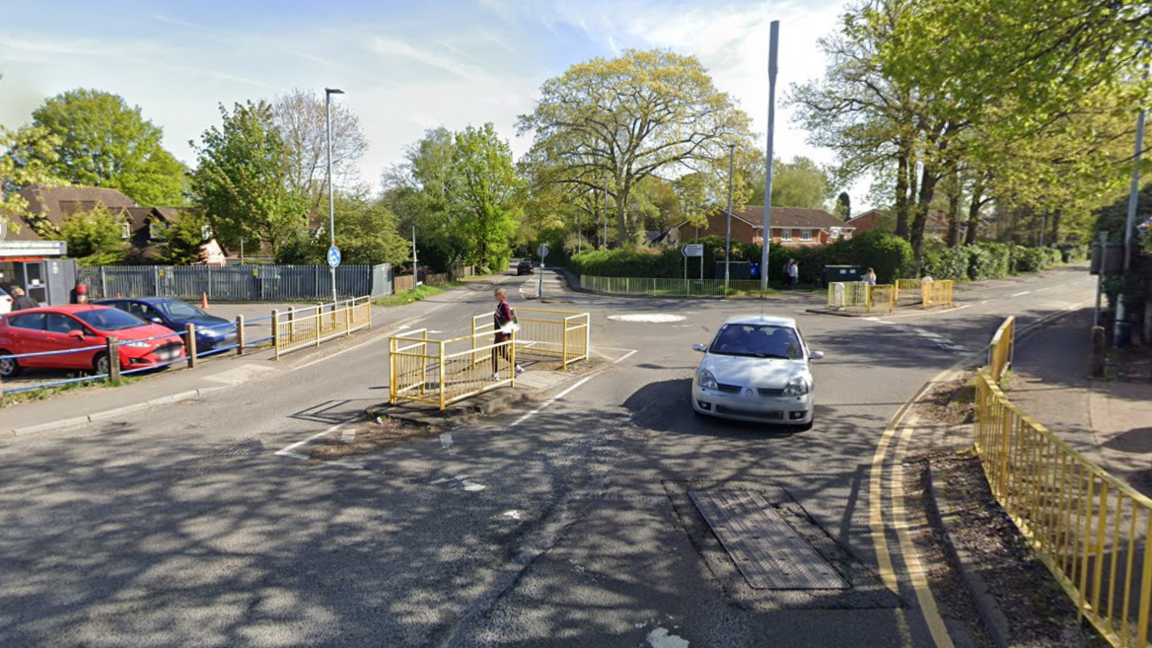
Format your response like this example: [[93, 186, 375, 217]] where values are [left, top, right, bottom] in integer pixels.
[[537, 243, 549, 259], [681, 243, 704, 258]]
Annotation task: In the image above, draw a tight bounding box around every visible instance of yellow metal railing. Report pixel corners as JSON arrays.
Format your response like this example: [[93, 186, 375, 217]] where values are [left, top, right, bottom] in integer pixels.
[[389, 329, 517, 410], [988, 316, 1015, 383], [975, 366, 1152, 648], [895, 278, 923, 306], [826, 282, 894, 313], [273, 296, 371, 359], [471, 308, 591, 369], [580, 276, 774, 297], [923, 280, 955, 309]]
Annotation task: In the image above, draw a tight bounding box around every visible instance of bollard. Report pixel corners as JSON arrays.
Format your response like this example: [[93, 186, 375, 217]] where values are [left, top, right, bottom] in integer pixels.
[[288, 306, 296, 343], [235, 315, 245, 355], [106, 336, 121, 382], [272, 310, 281, 360], [345, 300, 352, 335], [185, 323, 198, 369], [1091, 326, 1107, 378]]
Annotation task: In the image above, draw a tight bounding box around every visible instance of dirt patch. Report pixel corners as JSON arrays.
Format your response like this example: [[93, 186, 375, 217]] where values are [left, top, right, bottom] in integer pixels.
[[309, 417, 441, 461], [1109, 348, 1152, 383], [917, 374, 978, 427], [922, 451, 1104, 648]]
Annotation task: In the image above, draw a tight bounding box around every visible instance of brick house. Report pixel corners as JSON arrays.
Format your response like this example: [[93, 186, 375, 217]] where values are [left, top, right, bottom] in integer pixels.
[[847, 208, 958, 239], [667, 206, 853, 248], [7, 184, 223, 264]]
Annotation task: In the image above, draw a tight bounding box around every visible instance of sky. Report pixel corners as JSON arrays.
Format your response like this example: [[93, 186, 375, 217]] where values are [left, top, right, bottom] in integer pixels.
[[0, 0, 853, 204]]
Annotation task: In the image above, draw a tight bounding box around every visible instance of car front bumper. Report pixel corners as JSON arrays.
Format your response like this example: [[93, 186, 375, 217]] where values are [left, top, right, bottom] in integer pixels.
[[692, 384, 814, 425]]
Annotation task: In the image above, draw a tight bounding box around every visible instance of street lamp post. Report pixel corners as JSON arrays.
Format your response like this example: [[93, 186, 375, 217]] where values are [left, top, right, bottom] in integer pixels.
[[723, 143, 736, 296], [325, 87, 344, 304], [761, 20, 780, 292]]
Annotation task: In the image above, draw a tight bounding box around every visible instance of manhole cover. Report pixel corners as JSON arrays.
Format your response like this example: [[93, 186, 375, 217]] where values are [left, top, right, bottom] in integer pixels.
[[215, 439, 265, 457], [690, 490, 848, 590]]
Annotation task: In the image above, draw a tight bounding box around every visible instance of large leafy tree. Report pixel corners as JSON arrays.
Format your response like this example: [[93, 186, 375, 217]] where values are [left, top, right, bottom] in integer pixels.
[[60, 204, 128, 265], [771, 157, 831, 210], [190, 101, 308, 259], [27, 89, 186, 206], [332, 190, 410, 266], [450, 123, 523, 270], [272, 88, 368, 207], [1, 125, 66, 235], [518, 49, 754, 247], [159, 209, 213, 265]]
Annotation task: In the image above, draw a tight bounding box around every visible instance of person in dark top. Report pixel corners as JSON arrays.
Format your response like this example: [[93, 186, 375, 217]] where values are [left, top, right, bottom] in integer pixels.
[[11, 287, 38, 311], [492, 287, 525, 380]]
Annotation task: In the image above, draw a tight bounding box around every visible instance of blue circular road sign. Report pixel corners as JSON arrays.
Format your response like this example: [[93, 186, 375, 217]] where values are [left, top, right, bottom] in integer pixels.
[[327, 246, 342, 268]]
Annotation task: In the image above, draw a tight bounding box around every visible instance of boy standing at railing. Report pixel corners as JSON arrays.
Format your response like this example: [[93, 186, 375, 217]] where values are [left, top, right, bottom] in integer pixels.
[[492, 287, 525, 380]]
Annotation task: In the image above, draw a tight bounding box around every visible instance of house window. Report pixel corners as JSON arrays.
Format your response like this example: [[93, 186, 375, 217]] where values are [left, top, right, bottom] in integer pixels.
[[149, 223, 167, 241], [780, 229, 792, 241], [121, 222, 131, 239], [800, 229, 812, 242]]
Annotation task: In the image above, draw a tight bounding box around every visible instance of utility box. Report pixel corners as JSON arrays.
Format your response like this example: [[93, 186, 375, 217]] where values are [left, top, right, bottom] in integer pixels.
[[717, 261, 751, 281], [1090, 242, 1124, 275], [823, 265, 862, 286]]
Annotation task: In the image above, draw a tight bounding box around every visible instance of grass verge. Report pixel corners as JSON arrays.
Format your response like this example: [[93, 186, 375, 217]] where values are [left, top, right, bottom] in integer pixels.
[[373, 284, 458, 307], [1, 375, 143, 407]]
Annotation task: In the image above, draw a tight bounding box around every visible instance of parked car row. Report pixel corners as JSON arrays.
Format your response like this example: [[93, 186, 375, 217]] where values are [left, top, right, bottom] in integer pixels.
[[0, 297, 236, 380]]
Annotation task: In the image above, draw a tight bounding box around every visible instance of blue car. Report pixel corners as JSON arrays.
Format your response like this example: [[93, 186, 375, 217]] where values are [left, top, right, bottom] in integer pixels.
[[95, 297, 237, 353]]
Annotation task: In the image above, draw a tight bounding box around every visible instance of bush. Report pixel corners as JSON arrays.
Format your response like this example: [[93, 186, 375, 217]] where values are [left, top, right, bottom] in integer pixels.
[[921, 240, 969, 280], [967, 242, 1011, 280]]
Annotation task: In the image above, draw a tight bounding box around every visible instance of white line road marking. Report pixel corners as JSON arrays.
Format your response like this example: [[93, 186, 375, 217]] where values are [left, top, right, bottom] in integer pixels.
[[275, 417, 358, 461], [613, 350, 638, 364], [508, 375, 595, 428], [1012, 290, 1032, 297]]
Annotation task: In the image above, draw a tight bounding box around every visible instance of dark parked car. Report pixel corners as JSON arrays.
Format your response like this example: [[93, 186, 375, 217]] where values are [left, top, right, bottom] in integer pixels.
[[96, 297, 237, 352], [517, 259, 534, 275]]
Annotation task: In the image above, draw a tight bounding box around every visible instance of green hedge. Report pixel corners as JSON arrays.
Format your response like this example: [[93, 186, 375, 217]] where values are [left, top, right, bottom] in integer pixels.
[[922, 240, 969, 280], [1011, 246, 1063, 273]]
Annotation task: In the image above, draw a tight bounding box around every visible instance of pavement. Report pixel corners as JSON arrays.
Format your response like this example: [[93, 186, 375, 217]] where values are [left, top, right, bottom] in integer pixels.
[[1006, 307, 1152, 493], [0, 262, 1099, 648]]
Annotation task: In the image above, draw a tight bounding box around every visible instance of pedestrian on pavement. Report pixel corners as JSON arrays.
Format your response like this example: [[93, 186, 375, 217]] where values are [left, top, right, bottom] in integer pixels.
[[10, 287, 38, 311], [492, 287, 525, 380], [786, 259, 800, 289], [862, 267, 877, 286]]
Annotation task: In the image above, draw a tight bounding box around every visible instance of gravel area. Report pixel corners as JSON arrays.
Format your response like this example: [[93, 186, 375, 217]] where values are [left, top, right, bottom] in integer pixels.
[[310, 417, 442, 461]]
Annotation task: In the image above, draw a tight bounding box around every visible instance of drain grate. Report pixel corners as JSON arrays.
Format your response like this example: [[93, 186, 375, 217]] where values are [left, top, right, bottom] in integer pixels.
[[214, 439, 265, 457], [690, 490, 848, 590]]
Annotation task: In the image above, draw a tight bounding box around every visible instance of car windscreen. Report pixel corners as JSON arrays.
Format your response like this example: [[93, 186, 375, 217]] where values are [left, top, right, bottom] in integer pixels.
[[709, 323, 804, 359], [74, 308, 148, 331], [153, 300, 208, 320]]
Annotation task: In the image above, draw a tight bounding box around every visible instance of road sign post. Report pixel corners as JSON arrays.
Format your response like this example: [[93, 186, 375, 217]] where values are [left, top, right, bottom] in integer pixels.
[[536, 244, 549, 298], [327, 246, 341, 301], [682, 244, 704, 289]]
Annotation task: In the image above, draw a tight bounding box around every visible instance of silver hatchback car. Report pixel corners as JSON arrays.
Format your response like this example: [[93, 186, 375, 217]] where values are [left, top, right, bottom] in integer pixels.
[[691, 315, 823, 429]]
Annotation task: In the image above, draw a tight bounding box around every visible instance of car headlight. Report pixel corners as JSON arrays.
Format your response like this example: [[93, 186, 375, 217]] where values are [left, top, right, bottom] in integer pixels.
[[123, 341, 152, 349], [783, 376, 810, 396], [696, 368, 718, 390]]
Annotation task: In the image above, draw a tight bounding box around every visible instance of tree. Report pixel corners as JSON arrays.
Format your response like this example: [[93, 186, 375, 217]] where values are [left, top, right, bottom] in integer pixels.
[[159, 209, 212, 265], [518, 49, 754, 247], [1, 125, 66, 235], [332, 191, 409, 266], [771, 157, 830, 209], [273, 89, 368, 207], [190, 101, 307, 258], [28, 89, 186, 206], [836, 192, 852, 220], [450, 123, 524, 270], [60, 204, 128, 265]]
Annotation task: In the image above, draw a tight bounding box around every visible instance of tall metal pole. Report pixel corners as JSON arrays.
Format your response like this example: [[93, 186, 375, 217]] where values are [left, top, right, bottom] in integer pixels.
[[411, 226, 417, 292], [760, 20, 780, 292], [602, 176, 609, 250], [1115, 58, 1149, 346], [325, 88, 344, 304], [724, 143, 735, 295]]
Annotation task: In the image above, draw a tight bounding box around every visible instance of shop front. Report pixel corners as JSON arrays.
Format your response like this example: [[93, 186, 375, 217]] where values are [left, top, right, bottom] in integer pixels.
[[0, 240, 76, 307]]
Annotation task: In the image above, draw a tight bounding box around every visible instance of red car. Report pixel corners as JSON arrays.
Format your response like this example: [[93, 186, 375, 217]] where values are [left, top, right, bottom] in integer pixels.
[[0, 305, 186, 378]]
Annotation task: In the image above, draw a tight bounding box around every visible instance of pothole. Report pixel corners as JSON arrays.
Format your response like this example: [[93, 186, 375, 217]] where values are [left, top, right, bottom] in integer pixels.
[[310, 417, 440, 461]]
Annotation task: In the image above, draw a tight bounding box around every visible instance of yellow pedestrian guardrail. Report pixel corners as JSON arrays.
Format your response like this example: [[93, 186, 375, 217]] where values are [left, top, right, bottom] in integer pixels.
[[923, 280, 955, 309], [273, 296, 371, 359], [975, 318, 1152, 647], [826, 282, 894, 313], [472, 308, 590, 369], [389, 329, 517, 410], [581, 275, 774, 297], [389, 308, 592, 410], [988, 316, 1015, 383], [895, 278, 923, 306]]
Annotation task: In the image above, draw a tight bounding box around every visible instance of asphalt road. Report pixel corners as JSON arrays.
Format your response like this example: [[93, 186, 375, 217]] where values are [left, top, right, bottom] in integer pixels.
[[0, 265, 1095, 648]]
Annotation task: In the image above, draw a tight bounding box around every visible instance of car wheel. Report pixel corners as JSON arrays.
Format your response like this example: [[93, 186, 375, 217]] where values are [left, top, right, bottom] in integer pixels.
[[93, 353, 112, 377], [0, 351, 21, 378]]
